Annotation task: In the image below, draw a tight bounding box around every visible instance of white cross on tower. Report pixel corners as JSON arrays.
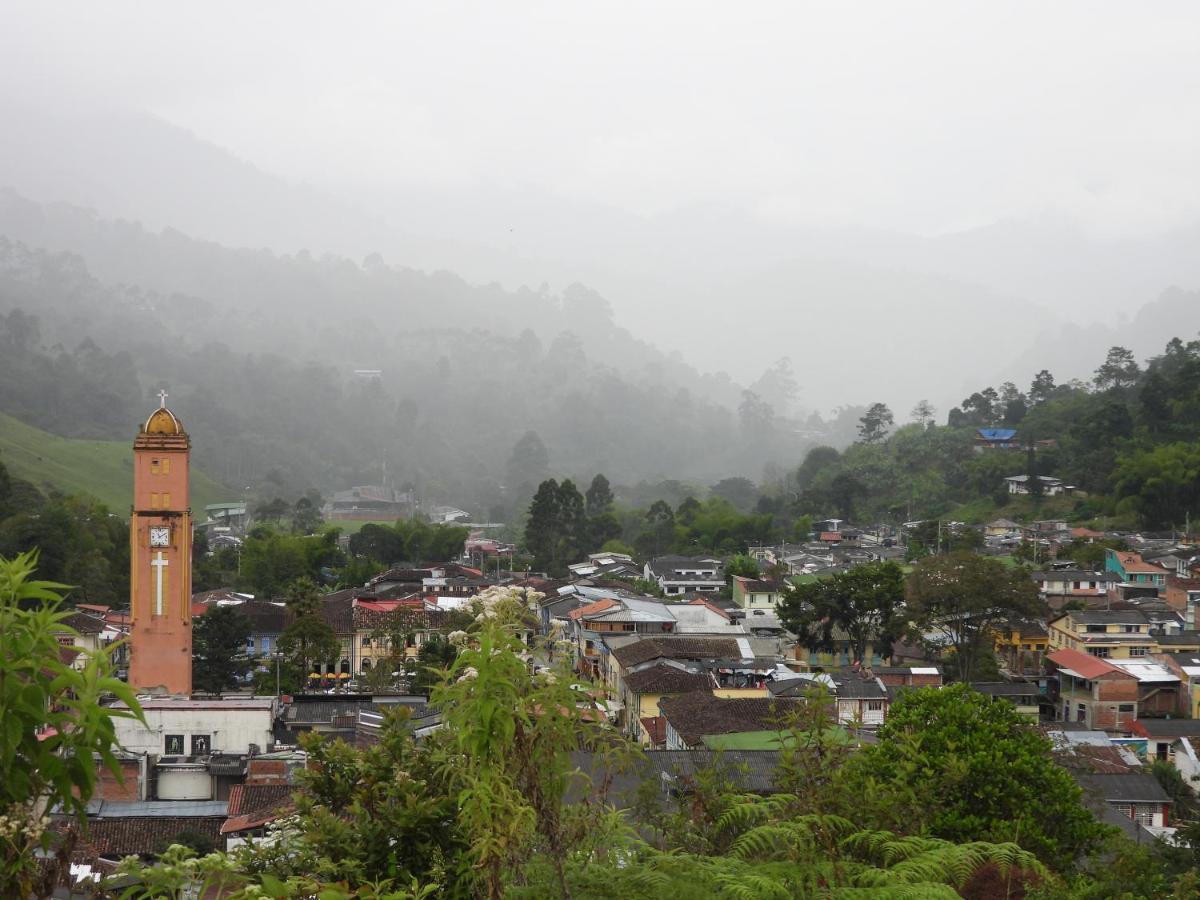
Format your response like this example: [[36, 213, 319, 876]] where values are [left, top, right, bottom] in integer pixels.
[[157, 389, 168, 408], [151, 551, 169, 616]]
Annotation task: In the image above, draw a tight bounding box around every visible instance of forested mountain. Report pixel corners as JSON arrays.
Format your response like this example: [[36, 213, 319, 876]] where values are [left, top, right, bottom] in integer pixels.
[[8, 102, 1200, 414], [0, 194, 820, 516]]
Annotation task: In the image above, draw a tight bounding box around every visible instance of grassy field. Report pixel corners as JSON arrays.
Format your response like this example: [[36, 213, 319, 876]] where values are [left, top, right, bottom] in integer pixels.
[[944, 493, 1086, 525], [0, 411, 234, 516]]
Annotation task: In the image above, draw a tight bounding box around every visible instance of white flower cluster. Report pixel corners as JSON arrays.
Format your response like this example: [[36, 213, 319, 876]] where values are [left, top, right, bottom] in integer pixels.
[[448, 630, 469, 646], [457, 666, 480, 683], [0, 806, 49, 843], [471, 585, 545, 622]]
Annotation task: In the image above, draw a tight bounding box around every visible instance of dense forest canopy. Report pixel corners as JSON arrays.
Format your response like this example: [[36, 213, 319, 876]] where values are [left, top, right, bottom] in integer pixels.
[[0, 193, 870, 516]]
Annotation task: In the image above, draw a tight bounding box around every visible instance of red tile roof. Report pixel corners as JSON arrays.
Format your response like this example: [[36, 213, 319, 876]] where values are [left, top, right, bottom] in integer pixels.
[[221, 784, 295, 834], [1046, 647, 1129, 680], [567, 598, 620, 620]]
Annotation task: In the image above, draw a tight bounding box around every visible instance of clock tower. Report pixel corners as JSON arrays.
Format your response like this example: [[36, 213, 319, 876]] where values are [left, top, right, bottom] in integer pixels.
[[128, 392, 193, 695]]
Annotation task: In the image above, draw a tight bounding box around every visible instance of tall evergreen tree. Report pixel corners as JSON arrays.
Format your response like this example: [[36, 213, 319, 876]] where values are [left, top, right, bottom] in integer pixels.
[[584, 474, 614, 517], [524, 479, 562, 572], [192, 605, 253, 693]]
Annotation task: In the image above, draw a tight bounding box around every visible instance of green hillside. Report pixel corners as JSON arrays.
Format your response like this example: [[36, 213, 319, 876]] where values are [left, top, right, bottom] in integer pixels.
[[0, 411, 233, 516]]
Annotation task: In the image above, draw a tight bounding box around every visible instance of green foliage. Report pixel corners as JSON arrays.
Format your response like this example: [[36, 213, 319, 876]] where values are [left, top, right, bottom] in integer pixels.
[[1112, 441, 1200, 529], [278, 578, 341, 675], [857, 402, 895, 444], [842, 684, 1108, 871], [724, 553, 761, 580], [780, 560, 907, 665], [0, 488, 131, 604], [905, 551, 1044, 682], [192, 605, 253, 693], [240, 528, 342, 598], [0, 550, 142, 897]]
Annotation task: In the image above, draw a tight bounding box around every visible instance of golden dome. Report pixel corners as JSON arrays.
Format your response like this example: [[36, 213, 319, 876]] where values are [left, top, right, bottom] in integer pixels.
[[143, 406, 183, 434]]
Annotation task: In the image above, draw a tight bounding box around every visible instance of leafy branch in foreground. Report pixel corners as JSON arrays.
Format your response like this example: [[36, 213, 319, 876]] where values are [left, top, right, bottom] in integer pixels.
[[0, 550, 142, 898]]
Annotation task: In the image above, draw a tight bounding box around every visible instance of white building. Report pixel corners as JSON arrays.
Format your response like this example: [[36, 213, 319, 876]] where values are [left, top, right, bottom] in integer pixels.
[[112, 697, 277, 758]]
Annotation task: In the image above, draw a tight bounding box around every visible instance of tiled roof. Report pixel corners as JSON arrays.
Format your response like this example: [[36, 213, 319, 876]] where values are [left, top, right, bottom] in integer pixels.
[[1059, 610, 1150, 625], [1079, 773, 1172, 804], [236, 600, 291, 631], [321, 593, 356, 633], [352, 605, 449, 631], [640, 716, 667, 746], [221, 784, 295, 834], [658, 692, 802, 746], [73, 817, 225, 858], [611, 637, 741, 668], [624, 665, 713, 694], [831, 676, 888, 699], [1131, 718, 1200, 738], [568, 598, 621, 621], [1046, 648, 1129, 680], [56, 611, 106, 634]]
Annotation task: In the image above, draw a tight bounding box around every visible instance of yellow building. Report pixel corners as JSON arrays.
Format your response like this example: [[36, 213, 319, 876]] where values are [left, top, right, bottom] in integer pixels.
[[354, 605, 452, 676], [992, 620, 1049, 675], [619, 664, 713, 746], [1047, 610, 1159, 659]]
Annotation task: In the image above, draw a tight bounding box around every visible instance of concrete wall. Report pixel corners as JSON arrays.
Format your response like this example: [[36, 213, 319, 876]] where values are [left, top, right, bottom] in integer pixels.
[[114, 703, 275, 756]]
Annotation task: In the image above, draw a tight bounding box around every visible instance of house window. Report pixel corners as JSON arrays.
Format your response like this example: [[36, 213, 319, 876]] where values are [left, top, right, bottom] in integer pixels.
[[1085, 625, 1107, 633], [1124, 625, 1140, 633], [262, 637, 270, 654], [190, 734, 211, 755], [867, 701, 884, 711], [361, 658, 372, 672], [1129, 647, 1149, 657], [1076, 704, 1087, 722], [151, 458, 160, 475], [162, 493, 171, 508], [1087, 647, 1110, 658], [1118, 704, 1135, 712], [164, 734, 184, 755], [362, 636, 372, 648]]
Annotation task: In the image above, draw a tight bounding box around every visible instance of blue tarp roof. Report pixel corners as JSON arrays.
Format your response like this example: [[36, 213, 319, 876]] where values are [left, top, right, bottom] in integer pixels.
[[978, 428, 1018, 440]]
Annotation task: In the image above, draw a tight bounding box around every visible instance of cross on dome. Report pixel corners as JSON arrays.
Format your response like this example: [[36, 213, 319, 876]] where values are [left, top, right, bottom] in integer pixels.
[[157, 389, 168, 408]]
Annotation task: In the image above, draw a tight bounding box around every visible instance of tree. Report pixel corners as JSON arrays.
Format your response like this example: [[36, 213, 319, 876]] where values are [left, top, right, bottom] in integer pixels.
[[584, 474, 614, 517], [1029, 369, 1056, 406], [904, 551, 1044, 682], [724, 553, 760, 580], [506, 430, 550, 499], [1094, 345, 1140, 391], [555, 479, 586, 565], [779, 561, 906, 665], [856, 402, 894, 444], [1113, 442, 1200, 530], [644, 499, 676, 559], [910, 399, 936, 427], [738, 390, 775, 440], [999, 381, 1028, 425], [0, 550, 142, 896], [291, 496, 323, 535], [523, 479, 561, 572], [829, 471, 865, 521], [708, 476, 757, 512], [192, 606, 253, 693], [277, 578, 340, 676], [841, 684, 1108, 871]]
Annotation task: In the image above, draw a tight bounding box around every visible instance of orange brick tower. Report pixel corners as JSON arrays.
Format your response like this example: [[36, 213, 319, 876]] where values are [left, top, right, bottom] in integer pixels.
[[128, 391, 193, 695]]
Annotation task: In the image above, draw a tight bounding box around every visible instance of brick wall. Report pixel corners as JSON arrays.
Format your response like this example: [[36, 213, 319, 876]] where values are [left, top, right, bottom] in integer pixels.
[[95, 758, 142, 801]]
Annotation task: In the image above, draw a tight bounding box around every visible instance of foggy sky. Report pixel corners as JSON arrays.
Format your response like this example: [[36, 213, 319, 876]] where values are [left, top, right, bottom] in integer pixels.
[[6, 1, 1200, 237], [4, 2, 1200, 412]]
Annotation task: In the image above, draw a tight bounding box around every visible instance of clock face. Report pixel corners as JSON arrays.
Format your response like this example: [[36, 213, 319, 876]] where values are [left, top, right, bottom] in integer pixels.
[[149, 526, 171, 547]]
